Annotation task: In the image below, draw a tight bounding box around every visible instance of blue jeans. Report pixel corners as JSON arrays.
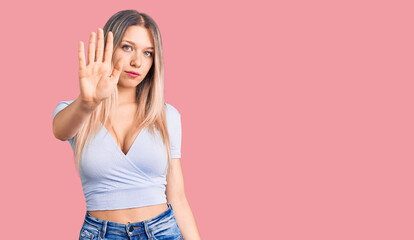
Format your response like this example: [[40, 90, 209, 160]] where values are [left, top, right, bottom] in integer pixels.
[[79, 202, 183, 240]]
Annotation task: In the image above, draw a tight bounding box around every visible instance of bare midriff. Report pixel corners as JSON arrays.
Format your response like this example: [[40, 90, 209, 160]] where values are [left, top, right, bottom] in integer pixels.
[[88, 203, 169, 224]]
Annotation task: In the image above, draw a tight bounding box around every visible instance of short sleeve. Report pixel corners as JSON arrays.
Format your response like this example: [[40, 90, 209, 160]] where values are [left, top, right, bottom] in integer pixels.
[[53, 100, 75, 144], [166, 103, 182, 159]]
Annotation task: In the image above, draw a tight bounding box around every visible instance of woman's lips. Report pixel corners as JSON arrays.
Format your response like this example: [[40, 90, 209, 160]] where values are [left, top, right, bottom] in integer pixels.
[[126, 71, 140, 78]]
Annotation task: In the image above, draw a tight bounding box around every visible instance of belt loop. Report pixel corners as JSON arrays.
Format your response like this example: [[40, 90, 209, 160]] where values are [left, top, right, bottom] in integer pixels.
[[100, 220, 107, 240], [143, 220, 152, 239]]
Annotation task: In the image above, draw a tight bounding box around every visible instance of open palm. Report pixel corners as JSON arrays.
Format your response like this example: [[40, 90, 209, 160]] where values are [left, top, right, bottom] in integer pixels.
[[78, 28, 123, 106]]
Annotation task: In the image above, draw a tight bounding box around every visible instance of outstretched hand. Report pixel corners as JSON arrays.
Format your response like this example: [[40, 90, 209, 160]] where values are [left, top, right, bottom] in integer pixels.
[[78, 28, 123, 106]]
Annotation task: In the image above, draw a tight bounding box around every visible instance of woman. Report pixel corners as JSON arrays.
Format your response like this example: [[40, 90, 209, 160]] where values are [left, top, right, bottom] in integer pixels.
[[52, 10, 201, 240]]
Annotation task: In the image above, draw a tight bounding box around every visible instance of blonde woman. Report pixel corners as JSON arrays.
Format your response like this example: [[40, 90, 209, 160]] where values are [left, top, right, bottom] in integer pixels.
[[52, 10, 201, 240]]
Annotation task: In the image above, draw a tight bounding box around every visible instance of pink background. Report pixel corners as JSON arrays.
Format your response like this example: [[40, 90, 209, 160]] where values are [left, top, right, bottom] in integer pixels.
[[1, 0, 413, 239]]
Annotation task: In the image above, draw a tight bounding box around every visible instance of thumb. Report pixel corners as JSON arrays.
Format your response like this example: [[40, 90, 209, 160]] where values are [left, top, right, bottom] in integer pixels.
[[110, 58, 123, 82]]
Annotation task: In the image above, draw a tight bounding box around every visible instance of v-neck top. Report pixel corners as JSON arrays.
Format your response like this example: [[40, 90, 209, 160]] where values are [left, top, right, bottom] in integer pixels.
[[53, 100, 182, 211]]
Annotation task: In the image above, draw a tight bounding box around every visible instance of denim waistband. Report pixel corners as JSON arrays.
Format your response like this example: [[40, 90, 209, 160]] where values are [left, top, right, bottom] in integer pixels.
[[83, 202, 173, 238]]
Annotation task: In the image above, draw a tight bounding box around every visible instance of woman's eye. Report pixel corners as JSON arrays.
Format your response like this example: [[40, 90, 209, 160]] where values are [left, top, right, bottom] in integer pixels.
[[122, 45, 132, 51], [145, 51, 153, 57]]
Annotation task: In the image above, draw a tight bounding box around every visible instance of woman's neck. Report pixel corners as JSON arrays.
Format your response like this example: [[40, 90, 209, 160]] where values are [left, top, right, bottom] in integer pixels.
[[117, 86, 138, 105]]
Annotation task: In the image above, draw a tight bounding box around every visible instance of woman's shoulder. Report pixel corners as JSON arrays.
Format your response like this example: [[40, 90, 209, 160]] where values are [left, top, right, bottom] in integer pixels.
[[54, 99, 75, 109], [53, 99, 75, 119], [57, 99, 75, 105], [164, 102, 181, 117]]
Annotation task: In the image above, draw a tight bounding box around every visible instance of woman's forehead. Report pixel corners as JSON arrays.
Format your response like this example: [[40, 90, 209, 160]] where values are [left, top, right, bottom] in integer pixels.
[[122, 25, 154, 47]]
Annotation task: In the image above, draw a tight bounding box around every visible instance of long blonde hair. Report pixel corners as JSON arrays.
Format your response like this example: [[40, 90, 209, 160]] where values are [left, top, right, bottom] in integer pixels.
[[73, 10, 175, 176]]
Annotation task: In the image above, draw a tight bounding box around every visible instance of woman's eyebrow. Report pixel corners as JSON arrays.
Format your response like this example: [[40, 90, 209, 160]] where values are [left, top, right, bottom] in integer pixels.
[[123, 40, 154, 49]]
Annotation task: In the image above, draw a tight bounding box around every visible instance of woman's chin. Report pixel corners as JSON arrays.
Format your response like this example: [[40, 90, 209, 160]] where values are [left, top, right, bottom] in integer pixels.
[[117, 79, 143, 88]]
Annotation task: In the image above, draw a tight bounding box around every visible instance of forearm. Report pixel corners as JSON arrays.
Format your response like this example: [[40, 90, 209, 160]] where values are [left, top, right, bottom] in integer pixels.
[[53, 95, 99, 140], [170, 197, 201, 240]]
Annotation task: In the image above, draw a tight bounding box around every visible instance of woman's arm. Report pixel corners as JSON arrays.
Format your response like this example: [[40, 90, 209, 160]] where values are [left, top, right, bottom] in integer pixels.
[[53, 96, 98, 140], [166, 158, 202, 240], [53, 29, 123, 141]]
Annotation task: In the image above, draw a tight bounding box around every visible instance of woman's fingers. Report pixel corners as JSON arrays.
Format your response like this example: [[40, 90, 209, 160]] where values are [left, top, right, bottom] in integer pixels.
[[78, 41, 86, 71], [88, 32, 96, 65], [103, 31, 113, 63], [95, 28, 104, 62]]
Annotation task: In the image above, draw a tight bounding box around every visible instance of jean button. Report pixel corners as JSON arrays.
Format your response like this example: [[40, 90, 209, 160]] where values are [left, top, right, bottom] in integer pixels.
[[129, 225, 134, 232]]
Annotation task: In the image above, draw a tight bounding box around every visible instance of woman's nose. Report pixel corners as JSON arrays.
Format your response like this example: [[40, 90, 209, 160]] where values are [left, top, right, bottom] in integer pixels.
[[131, 54, 142, 67]]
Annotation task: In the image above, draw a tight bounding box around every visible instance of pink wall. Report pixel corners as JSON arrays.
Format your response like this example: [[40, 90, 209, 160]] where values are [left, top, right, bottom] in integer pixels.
[[1, 0, 413, 239]]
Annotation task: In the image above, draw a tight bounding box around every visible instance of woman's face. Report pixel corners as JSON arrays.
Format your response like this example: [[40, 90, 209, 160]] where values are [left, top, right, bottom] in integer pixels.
[[112, 25, 155, 88]]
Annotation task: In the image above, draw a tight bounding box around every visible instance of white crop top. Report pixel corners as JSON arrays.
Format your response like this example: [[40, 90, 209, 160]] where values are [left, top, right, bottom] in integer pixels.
[[53, 100, 182, 211]]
